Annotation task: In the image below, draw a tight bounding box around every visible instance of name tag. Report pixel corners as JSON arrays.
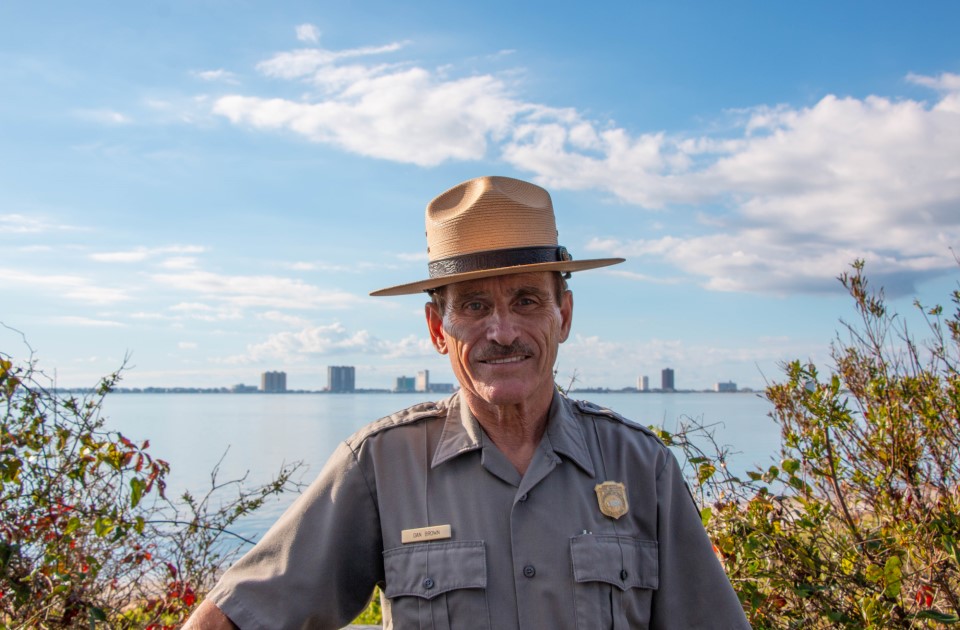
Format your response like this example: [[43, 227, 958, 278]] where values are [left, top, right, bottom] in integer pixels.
[[401, 524, 452, 544]]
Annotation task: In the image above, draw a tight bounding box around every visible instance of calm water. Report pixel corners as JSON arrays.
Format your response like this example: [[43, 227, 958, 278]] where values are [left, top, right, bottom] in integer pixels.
[[101, 391, 781, 541]]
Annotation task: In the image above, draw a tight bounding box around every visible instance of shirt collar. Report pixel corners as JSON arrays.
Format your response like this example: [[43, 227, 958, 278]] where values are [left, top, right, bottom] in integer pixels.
[[431, 392, 484, 467], [431, 389, 596, 478]]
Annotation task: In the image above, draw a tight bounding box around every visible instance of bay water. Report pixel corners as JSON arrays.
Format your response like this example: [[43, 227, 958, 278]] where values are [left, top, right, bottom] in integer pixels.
[[101, 391, 782, 544]]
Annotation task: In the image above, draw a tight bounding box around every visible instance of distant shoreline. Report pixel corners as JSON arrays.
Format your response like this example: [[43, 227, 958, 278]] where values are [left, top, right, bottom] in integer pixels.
[[54, 387, 759, 395]]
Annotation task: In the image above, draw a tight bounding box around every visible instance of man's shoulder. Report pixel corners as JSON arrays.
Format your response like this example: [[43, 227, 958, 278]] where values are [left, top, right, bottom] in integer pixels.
[[345, 395, 452, 448], [567, 396, 665, 444]]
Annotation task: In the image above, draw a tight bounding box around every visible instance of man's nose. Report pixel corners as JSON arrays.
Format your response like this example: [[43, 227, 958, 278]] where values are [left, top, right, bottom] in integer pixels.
[[486, 307, 520, 345]]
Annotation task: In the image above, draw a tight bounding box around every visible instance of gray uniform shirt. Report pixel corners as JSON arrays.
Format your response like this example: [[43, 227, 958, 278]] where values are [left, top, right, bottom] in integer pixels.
[[208, 391, 749, 629]]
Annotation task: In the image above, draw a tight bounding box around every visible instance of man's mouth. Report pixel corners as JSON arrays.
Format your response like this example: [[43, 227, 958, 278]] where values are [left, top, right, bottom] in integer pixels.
[[481, 355, 527, 365]]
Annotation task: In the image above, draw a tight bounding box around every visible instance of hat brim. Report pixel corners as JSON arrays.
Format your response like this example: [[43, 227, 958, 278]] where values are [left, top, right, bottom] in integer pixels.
[[370, 257, 625, 297]]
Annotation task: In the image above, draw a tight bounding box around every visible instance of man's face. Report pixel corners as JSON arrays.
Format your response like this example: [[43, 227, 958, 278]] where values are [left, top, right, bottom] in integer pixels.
[[425, 272, 573, 411]]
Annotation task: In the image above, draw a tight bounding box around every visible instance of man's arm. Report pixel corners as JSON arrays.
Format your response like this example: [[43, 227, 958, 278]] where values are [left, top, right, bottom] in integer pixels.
[[181, 441, 384, 628], [182, 599, 239, 630], [651, 453, 750, 628]]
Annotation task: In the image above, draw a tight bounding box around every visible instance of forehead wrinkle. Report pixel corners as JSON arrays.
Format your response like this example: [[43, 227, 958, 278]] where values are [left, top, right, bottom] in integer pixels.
[[448, 282, 549, 303], [456, 273, 551, 293]]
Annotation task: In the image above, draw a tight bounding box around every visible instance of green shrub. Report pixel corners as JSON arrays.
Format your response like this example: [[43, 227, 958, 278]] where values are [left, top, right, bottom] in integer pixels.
[[0, 339, 303, 629], [663, 261, 960, 628]]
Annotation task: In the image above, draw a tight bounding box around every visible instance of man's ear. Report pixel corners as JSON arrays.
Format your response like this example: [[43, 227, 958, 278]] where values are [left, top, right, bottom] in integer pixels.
[[425, 302, 448, 354], [558, 289, 573, 344]]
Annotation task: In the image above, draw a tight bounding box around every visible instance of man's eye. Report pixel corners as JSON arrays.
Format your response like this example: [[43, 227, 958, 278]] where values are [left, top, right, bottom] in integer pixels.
[[465, 302, 485, 311]]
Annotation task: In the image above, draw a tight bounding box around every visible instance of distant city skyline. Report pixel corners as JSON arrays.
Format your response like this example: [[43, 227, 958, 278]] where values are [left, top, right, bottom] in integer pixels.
[[169, 365, 743, 395], [2, 2, 958, 393]]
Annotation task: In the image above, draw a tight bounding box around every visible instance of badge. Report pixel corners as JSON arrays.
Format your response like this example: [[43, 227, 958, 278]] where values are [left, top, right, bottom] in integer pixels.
[[595, 481, 629, 519]]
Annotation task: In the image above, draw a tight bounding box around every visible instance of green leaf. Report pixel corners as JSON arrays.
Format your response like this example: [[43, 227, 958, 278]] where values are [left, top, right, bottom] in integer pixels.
[[93, 516, 114, 538], [781, 458, 800, 475], [129, 477, 145, 508], [697, 462, 716, 484], [700, 506, 712, 527], [64, 516, 81, 535], [915, 610, 960, 623], [883, 556, 902, 598]]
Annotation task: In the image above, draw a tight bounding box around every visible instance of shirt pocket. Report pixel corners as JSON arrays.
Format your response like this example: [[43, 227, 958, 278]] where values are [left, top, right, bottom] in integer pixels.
[[570, 534, 659, 630], [382, 540, 490, 630]]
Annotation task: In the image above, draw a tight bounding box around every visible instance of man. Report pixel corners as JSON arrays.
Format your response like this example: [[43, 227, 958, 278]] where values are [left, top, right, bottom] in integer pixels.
[[185, 176, 749, 629]]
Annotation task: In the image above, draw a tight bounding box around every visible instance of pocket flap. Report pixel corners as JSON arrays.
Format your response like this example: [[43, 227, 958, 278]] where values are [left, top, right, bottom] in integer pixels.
[[570, 534, 658, 591], [383, 540, 487, 600]]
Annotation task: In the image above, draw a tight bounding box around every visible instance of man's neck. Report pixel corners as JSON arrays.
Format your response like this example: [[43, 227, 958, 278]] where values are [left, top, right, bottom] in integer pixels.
[[462, 390, 554, 475]]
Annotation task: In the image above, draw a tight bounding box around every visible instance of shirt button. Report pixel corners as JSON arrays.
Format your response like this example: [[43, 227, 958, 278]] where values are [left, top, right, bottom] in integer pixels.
[[422, 578, 435, 589], [523, 565, 536, 578], [518, 493, 528, 502], [620, 569, 629, 581]]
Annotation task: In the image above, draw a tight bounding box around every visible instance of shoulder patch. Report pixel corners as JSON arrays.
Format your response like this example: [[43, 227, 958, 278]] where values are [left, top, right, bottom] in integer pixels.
[[571, 398, 664, 442], [345, 399, 447, 447]]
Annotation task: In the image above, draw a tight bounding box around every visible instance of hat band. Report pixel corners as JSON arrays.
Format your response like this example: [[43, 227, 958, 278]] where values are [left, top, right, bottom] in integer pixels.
[[428, 246, 571, 279]]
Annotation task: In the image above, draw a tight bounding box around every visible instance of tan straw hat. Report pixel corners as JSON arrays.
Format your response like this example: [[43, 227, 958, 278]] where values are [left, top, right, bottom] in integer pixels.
[[370, 176, 625, 296]]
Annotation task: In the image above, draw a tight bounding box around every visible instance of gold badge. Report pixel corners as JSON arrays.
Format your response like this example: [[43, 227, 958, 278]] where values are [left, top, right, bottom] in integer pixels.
[[595, 481, 629, 519]]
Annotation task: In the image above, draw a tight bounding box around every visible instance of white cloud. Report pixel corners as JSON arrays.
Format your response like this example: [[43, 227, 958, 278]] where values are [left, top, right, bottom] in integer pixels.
[[178, 341, 198, 349], [159, 257, 200, 270], [90, 245, 206, 263], [581, 80, 960, 294], [74, 108, 131, 125], [606, 269, 685, 285], [221, 323, 434, 364], [281, 260, 388, 273], [295, 23, 320, 43], [0, 267, 130, 304], [151, 270, 366, 309], [168, 301, 243, 322], [907, 71, 960, 93], [205, 35, 960, 294], [0, 214, 80, 234], [258, 310, 312, 327], [213, 39, 520, 166], [192, 69, 239, 84], [51, 316, 125, 327]]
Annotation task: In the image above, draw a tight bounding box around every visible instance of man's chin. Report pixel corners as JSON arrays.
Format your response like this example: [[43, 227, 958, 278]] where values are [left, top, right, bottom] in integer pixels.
[[468, 383, 542, 408]]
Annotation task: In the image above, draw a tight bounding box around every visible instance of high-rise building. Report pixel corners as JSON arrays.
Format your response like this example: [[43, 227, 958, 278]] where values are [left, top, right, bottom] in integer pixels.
[[394, 376, 416, 393], [415, 370, 430, 393], [261, 371, 287, 393], [327, 366, 356, 392], [637, 375, 649, 391], [715, 381, 737, 393], [661, 368, 675, 392]]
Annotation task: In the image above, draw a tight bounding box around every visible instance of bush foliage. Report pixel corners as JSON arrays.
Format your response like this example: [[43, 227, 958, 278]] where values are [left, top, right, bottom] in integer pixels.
[[663, 261, 960, 628], [4, 260, 958, 628], [0, 340, 303, 629]]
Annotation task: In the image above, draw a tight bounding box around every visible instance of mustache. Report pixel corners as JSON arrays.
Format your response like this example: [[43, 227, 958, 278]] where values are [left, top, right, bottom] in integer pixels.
[[475, 341, 535, 362]]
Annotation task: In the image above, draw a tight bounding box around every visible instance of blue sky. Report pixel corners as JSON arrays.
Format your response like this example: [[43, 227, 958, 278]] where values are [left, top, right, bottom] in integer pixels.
[[2, 1, 959, 391]]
